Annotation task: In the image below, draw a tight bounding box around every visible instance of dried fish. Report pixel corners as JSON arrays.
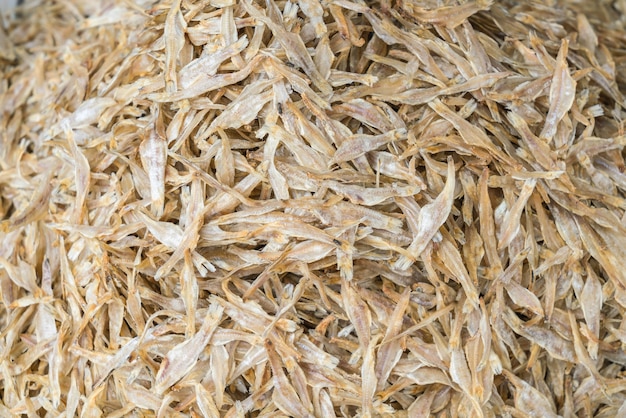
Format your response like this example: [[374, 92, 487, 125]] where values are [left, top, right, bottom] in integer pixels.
[[402, 0, 494, 29], [502, 370, 558, 418], [540, 40, 577, 142], [298, 0, 326, 37], [265, 339, 315, 418], [498, 178, 536, 249], [139, 119, 167, 218], [329, 128, 406, 166], [155, 304, 223, 394], [2, 0, 626, 416], [63, 122, 91, 224], [395, 157, 455, 270], [324, 180, 422, 206], [179, 36, 249, 88], [164, 0, 186, 93]]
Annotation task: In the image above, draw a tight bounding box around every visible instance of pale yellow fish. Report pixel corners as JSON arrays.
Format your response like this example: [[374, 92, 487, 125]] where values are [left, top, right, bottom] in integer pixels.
[[325, 180, 421, 207], [329, 128, 406, 166], [154, 304, 223, 394], [568, 310, 605, 388], [580, 265, 602, 359], [395, 158, 455, 270], [241, 0, 331, 95], [298, 0, 326, 37], [139, 122, 167, 219], [329, 70, 378, 87], [341, 279, 372, 351], [265, 339, 315, 418], [501, 369, 558, 418], [498, 178, 536, 250], [503, 308, 575, 362], [540, 39, 577, 142], [328, 4, 364, 47], [181, 251, 198, 336], [150, 55, 265, 101], [164, 0, 186, 93], [360, 334, 379, 418], [430, 99, 519, 168], [364, 10, 447, 82], [195, 383, 221, 417], [375, 287, 410, 389], [403, 0, 494, 29], [437, 236, 480, 309], [210, 344, 229, 408], [179, 36, 248, 89]]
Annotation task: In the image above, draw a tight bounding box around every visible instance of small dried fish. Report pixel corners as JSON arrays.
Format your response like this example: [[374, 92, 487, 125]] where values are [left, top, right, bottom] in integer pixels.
[[395, 157, 455, 270], [503, 309, 575, 362], [375, 287, 410, 389], [341, 279, 372, 351], [139, 120, 167, 218], [402, 0, 494, 29], [154, 304, 223, 394], [265, 339, 315, 418], [179, 36, 249, 88], [63, 122, 91, 224], [502, 370, 558, 418], [429, 99, 518, 167], [498, 178, 536, 249], [164, 0, 186, 93], [324, 180, 422, 206], [242, 0, 331, 95], [437, 236, 480, 309], [3, 0, 626, 416], [580, 266, 602, 359], [298, 0, 326, 37], [540, 40, 577, 141], [329, 128, 406, 166]]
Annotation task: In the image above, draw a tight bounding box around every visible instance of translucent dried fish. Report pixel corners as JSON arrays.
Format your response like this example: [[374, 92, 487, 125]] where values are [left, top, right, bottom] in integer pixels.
[[179, 36, 249, 89], [375, 287, 410, 389], [502, 370, 558, 418], [498, 178, 536, 249], [2, 0, 626, 416], [540, 40, 577, 141], [329, 128, 406, 166], [139, 122, 167, 219], [324, 180, 422, 206], [402, 0, 494, 29], [164, 0, 186, 93], [154, 304, 223, 394], [580, 266, 602, 359], [265, 339, 315, 418], [298, 0, 326, 37], [395, 157, 455, 270]]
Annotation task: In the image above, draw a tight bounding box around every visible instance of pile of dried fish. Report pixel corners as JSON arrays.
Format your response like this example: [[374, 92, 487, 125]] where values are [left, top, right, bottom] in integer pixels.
[[2, 0, 626, 416]]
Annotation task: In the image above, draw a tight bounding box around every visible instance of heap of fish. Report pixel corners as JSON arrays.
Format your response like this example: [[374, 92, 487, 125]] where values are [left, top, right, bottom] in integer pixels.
[[1, 0, 626, 416]]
